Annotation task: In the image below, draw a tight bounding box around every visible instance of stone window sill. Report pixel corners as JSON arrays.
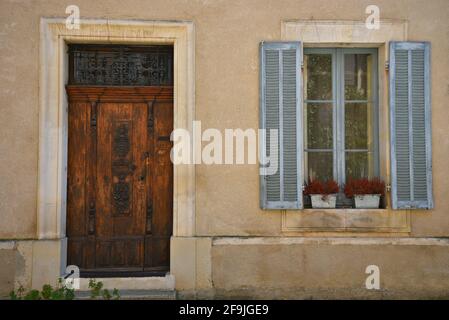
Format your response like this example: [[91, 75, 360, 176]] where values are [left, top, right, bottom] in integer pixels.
[[281, 208, 410, 234]]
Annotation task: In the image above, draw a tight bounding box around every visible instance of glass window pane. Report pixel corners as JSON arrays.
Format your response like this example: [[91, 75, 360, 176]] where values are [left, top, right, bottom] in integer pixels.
[[344, 54, 372, 100], [305, 152, 333, 182], [305, 54, 332, 100], [345, 152, 374, 180], [345, 103, 373, 150], [305, 103, 333, 149]]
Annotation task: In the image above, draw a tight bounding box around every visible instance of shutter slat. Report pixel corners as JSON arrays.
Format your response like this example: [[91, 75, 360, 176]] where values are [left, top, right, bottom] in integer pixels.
[[394, 49, 411, 202], [411, 49, 428, 201], [390, 42, 433, 209], [260, 42, 303, 209], [282, 49, 298, 202], [265, 50, 281, 202]]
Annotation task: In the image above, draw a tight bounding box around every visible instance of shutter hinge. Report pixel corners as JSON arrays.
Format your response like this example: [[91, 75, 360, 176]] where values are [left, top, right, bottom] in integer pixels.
[[300, 60, 304, 70], [386, 184, 391, 192], [385, 61, 390, 71]]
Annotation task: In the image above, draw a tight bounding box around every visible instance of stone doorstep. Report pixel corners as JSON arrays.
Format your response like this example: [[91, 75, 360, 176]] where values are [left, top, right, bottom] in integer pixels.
[[74, 274, 176, 299], [78, 274, 175, 290], [75, 289, 177, 300]]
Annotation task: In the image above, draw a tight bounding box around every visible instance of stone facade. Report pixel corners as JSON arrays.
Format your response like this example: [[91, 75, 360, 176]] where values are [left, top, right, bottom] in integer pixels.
[[1, 0, 449, 299]]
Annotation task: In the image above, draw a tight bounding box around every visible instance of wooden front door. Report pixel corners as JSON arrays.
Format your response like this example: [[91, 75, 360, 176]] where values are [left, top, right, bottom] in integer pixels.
[[66, 45, 173, 277]]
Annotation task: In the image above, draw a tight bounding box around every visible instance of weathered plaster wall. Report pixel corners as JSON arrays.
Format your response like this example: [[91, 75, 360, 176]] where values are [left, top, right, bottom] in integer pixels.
[[0, 0, 449, 298], [0, 249, 15, 296], [211, 239, 449, 299], [1, 0, 449, 239], [0, 241, 32, 297]]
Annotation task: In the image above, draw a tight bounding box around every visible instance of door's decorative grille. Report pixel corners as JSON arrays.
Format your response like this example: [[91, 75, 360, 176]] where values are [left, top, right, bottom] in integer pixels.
[[112, 174, 130, 214], [113, 124, 130, 158], [111, 122, 132, 215], [68, 44, 173, 86]]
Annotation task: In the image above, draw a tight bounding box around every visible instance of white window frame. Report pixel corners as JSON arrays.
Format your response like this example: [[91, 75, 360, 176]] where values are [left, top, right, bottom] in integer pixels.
[[303, 47, 379, 188]]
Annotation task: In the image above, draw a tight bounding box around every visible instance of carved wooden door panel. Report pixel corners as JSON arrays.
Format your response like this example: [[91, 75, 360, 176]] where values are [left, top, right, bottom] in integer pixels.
[[94, 102, 148, 271], [66, 87, 173, 276]]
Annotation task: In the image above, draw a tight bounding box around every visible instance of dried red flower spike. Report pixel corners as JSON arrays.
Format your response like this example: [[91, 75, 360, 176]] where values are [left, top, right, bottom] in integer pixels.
[[304, 179, 339, 195], [344, 178, 385, 198]]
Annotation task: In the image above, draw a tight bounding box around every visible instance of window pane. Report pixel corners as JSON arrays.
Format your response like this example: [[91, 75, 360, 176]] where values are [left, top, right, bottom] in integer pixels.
[[305, 54, 332, 100], [344, 54, 372, 100], [345, 103, 373, 149], [345, 152, 374, 180], [305, 152, 333, 182], [305, 103, 333, 149]]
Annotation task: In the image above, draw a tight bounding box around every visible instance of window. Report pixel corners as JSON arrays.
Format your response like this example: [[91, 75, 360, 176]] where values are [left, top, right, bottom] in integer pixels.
[[260, 42, 432, 210], [304, 48, 379, 190]]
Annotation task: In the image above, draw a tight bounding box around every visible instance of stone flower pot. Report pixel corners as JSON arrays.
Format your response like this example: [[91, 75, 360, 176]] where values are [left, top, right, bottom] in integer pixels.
[[310, 194, 337, 209], [354, 194, 381, 209]]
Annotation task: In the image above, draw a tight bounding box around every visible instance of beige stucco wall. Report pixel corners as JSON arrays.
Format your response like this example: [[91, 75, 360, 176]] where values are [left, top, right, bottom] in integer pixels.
[[1, 0, 449, 239], [1, 0, 449, 298], [211, 239, 449, 299]]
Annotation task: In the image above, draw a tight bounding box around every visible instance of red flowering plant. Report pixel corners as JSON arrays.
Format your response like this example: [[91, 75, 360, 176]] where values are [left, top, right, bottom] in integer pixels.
[[304, 179, 339, 198], [343, 178, 385, 198]]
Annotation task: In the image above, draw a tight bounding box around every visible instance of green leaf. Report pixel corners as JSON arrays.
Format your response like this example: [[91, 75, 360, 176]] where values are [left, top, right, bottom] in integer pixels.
[[24, 290, 41, 300]]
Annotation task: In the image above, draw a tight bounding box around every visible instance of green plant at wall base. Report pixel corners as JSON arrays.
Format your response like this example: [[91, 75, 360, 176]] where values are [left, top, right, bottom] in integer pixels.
[[9, 278, 120, 300], [9, 278, 75, 300], [88, 279, 120, 300]]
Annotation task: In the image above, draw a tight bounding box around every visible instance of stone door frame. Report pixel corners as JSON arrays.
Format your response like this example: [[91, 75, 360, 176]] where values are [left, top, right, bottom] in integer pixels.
[[37, 18, 195, 283]]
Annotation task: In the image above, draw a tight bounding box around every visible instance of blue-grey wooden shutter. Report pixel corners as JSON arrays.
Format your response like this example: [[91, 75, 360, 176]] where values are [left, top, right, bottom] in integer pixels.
[[389, 42, 433, 209], [260, 42, 303, 209]]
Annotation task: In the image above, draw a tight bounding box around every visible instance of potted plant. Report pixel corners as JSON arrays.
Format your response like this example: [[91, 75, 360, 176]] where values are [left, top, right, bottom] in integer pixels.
[[344, 178, 385, 209], [304, 179, 339, 208]]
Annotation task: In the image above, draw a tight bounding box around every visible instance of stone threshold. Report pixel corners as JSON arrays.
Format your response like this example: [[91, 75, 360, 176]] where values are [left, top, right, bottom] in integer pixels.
[[75, 289, 176, 300], [78, 273, 175, 291]]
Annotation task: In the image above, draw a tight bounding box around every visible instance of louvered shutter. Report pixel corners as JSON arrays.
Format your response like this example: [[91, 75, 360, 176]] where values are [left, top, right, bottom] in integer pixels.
[[389, 42, 433, 209], [260, 42, 303, 209]]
